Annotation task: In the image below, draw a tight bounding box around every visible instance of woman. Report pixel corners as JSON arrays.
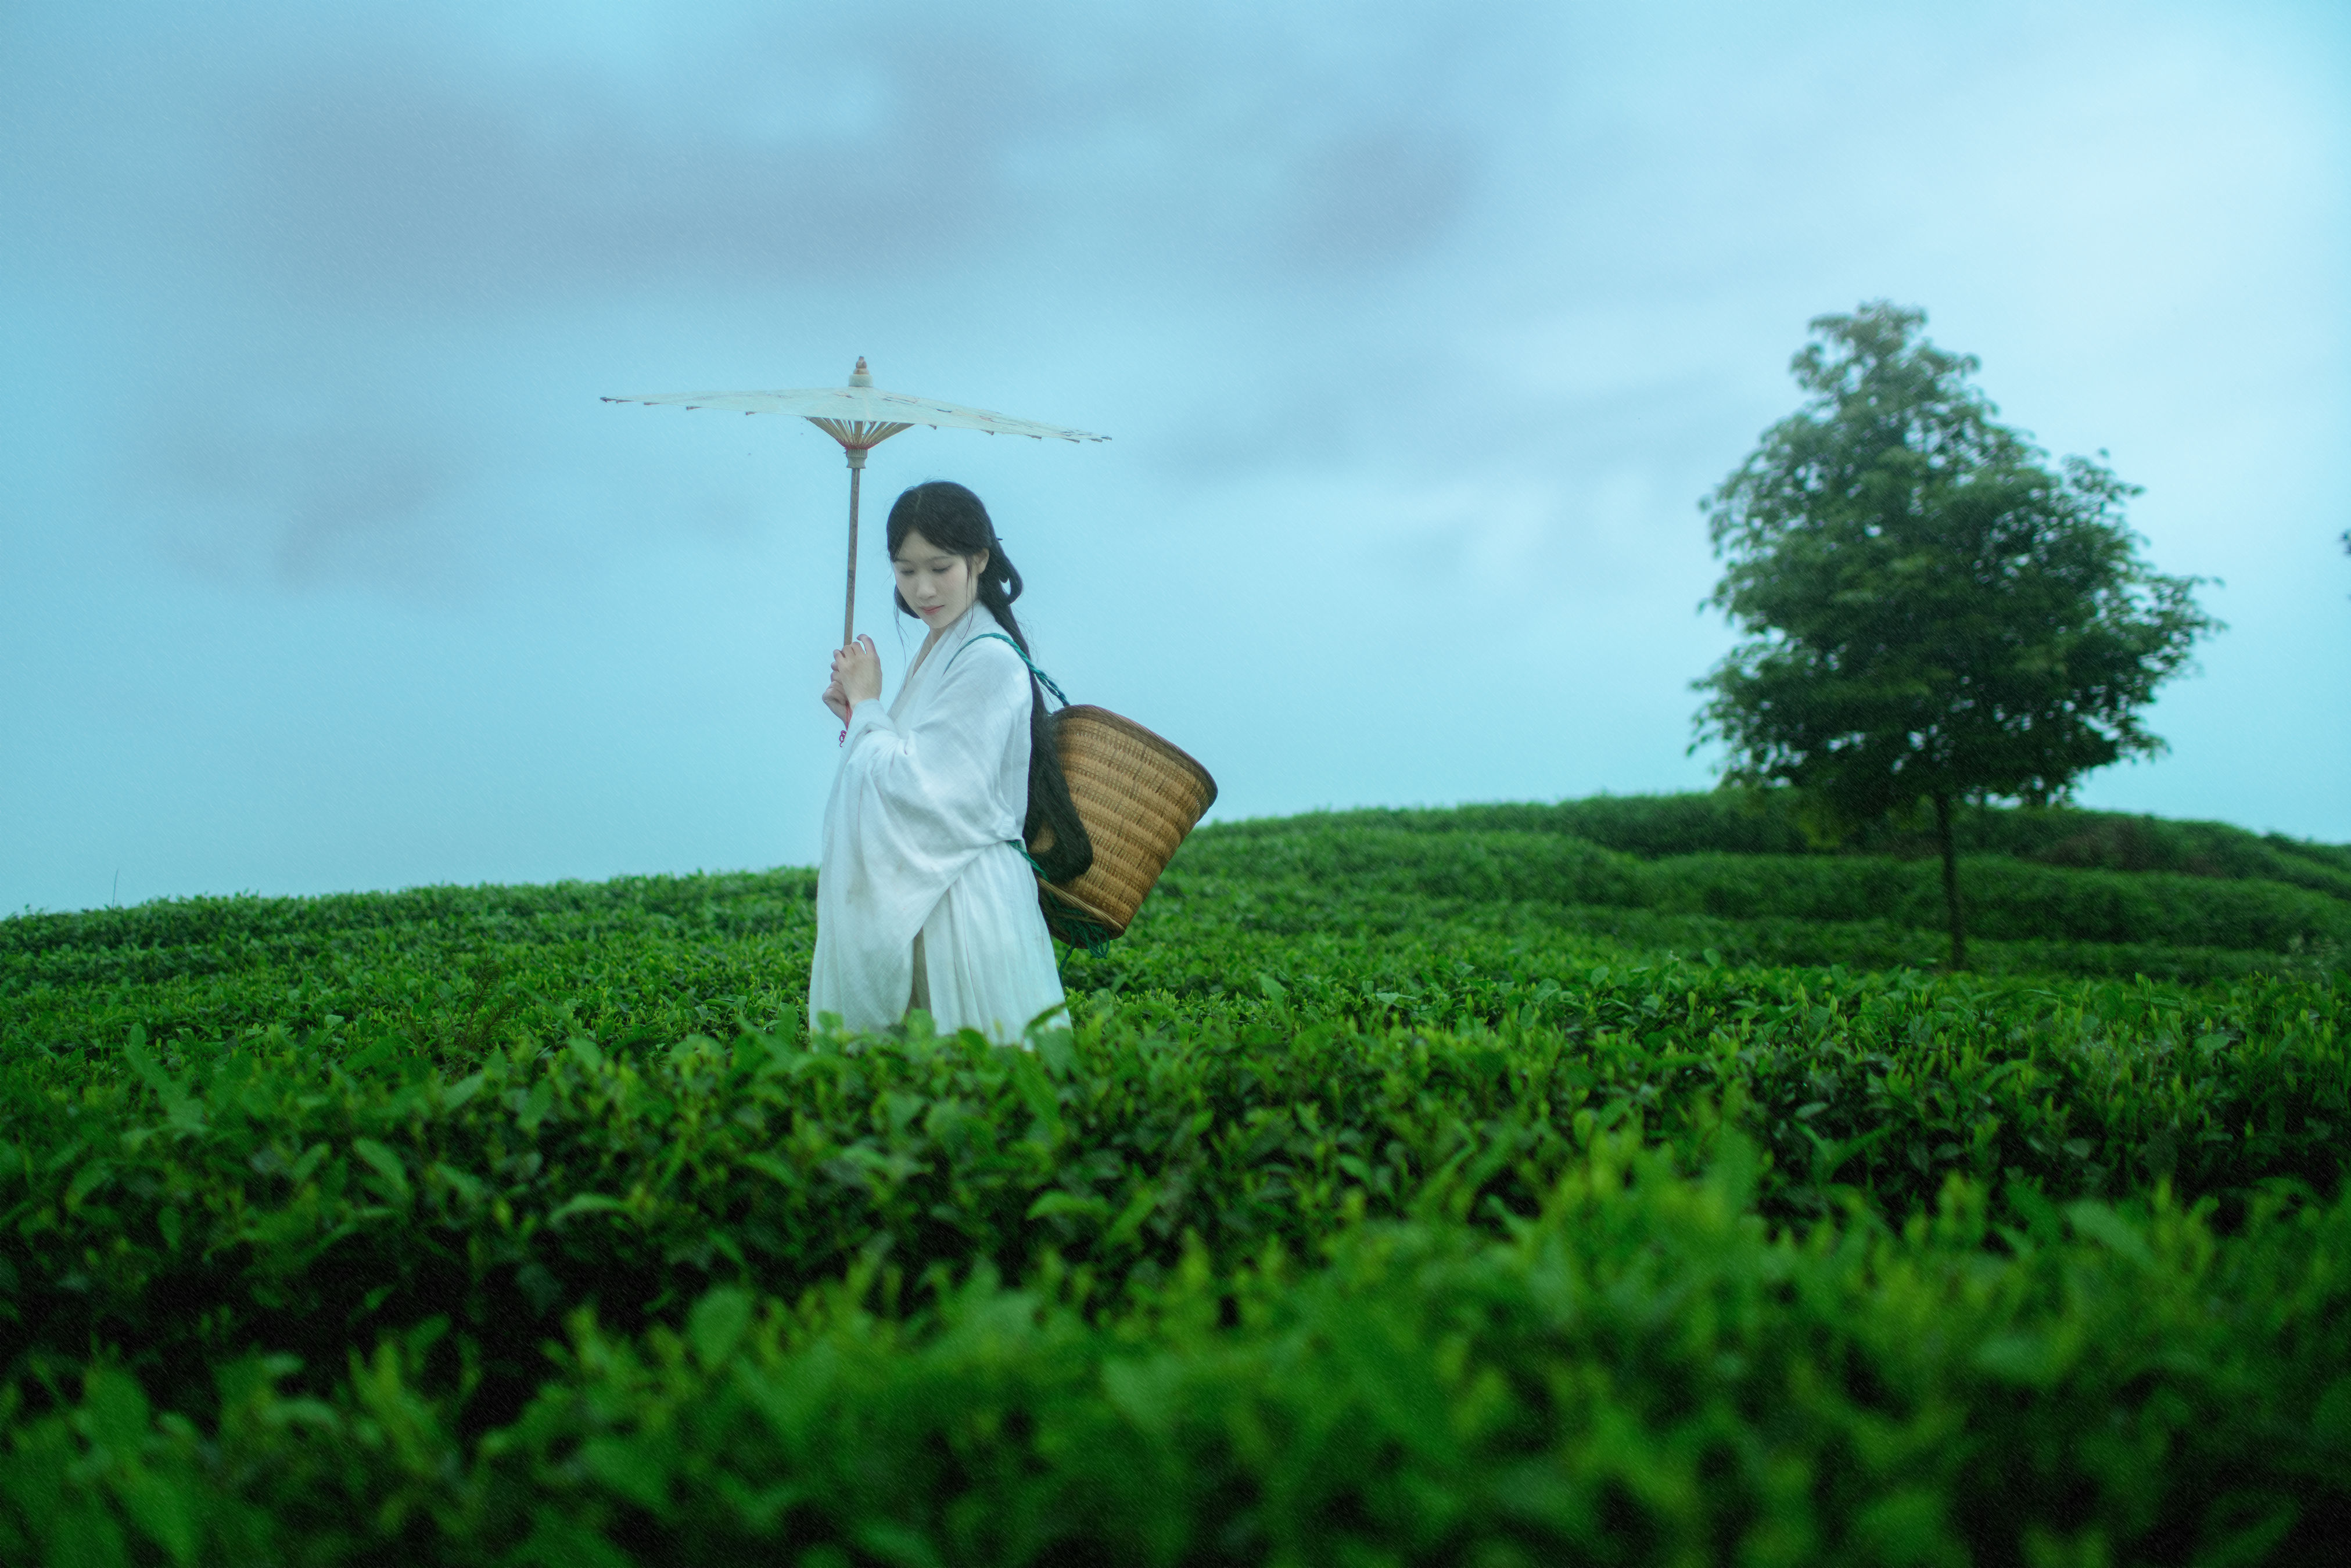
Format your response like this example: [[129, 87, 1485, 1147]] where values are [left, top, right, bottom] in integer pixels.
[[810, 480, 1092, 1041]]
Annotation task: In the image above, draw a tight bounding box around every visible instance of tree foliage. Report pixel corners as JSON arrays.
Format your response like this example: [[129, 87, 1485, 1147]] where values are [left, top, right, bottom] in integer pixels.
[[1694, 303, 2219, 964]]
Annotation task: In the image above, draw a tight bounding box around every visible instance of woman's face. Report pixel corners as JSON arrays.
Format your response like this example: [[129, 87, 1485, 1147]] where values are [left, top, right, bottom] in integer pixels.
[[893, 529, 987, 628]]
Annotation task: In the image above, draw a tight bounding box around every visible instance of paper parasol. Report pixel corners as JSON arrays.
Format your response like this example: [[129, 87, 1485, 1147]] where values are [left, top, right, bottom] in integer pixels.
[[605, 359, 1108, 645]]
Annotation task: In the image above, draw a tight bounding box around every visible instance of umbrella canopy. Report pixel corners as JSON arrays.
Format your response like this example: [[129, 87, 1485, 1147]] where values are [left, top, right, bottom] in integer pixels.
[[604, 359, 1107, 645]]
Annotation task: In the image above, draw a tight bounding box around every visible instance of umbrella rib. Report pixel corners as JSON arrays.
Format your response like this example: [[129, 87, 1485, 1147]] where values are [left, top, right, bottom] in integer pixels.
[[809, 418, 914, 449]]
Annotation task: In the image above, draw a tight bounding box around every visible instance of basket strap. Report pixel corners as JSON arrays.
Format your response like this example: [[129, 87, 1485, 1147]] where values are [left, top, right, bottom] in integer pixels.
[[949, 631, 1071, 708]]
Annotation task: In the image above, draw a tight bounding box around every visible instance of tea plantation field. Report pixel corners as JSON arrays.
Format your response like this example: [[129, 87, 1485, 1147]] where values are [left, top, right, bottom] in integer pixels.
[[5, 794, 2348, 1565]]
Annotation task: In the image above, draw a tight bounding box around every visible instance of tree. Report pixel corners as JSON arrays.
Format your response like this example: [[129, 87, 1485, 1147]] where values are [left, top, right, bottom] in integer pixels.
[[1694, 303, 2220, 969]]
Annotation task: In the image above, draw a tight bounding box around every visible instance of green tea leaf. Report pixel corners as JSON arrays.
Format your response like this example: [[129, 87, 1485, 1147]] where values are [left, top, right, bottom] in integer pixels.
[[687, 1286, 753, 1369], [349, 1138, 411, 1206]]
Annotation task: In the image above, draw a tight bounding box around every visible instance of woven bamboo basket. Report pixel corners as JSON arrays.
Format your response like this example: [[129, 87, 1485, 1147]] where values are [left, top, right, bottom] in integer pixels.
[[1030, 704, 1217, 944]]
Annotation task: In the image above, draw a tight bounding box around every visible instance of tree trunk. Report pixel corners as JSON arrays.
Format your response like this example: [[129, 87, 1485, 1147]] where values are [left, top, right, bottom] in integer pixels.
[[1933, 791, 1966, 970]]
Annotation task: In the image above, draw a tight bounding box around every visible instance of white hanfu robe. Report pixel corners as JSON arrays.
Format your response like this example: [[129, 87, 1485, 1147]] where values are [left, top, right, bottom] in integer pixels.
[[809, 603, 1066, 1042]]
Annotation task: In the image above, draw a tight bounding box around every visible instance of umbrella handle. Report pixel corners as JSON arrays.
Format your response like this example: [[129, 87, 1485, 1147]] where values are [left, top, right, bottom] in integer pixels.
[[844, 451, 865, 647]]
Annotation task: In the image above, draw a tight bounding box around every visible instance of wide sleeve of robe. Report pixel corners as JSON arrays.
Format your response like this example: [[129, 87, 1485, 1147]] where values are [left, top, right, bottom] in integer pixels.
[[808, 613, 1059, 1037]]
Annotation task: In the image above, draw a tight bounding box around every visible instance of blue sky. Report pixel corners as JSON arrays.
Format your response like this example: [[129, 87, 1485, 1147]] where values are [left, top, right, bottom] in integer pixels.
[[5, 1, 2347, 914]]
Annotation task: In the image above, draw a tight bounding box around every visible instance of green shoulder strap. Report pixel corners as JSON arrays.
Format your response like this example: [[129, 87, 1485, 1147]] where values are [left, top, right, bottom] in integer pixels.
[[948, 631, 1072, 707]]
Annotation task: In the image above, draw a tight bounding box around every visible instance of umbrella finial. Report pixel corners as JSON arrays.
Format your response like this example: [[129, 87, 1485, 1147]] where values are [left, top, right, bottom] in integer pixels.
[[849, 357, 873, 388]]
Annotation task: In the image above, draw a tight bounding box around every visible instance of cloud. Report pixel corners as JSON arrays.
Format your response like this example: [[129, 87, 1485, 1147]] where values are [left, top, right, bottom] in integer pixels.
[[133, 406, 472, 593], [1281, 125, 1474, 269], [6, 4, 1498, 311], [205, 55, 1017, 303]]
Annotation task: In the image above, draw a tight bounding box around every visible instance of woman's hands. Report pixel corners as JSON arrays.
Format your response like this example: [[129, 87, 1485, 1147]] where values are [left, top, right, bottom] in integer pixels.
[[822, 635, 882, 724]]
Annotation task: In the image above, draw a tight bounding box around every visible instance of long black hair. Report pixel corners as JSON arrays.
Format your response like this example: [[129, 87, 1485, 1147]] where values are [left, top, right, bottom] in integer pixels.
[[885, 480, 1094, 885]]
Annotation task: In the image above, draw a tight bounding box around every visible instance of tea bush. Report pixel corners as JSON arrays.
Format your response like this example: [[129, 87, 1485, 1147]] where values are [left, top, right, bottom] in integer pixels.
[[1170, 823, 2351, 954], [1270, 792, 2351, 898], [3, 794, 2346, 1563], [7, 1137, 2348, 1565]]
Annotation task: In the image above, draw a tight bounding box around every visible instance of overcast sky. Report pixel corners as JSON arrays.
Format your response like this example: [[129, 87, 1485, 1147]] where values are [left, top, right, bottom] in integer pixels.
[[5, 0, 2346, 914]]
